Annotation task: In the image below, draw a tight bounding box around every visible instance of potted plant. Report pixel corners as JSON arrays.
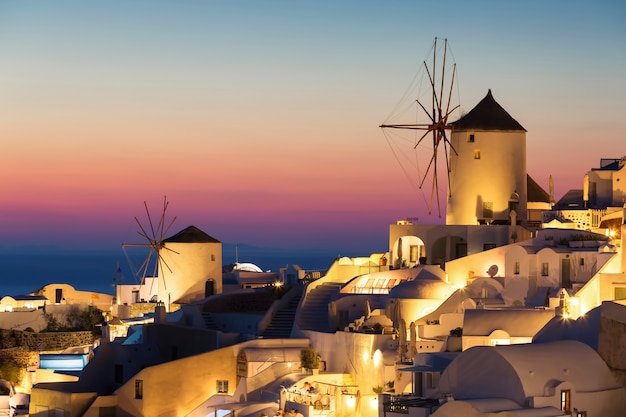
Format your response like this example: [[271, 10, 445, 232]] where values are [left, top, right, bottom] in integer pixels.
[[300, 347, 320, 374]]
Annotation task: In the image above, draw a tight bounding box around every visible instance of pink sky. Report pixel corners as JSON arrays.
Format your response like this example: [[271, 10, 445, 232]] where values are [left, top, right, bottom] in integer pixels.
[[1, 1, 624, 254]]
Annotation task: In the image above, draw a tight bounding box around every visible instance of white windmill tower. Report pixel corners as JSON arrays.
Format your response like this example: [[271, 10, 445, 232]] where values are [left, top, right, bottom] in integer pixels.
[[446, 90, 528, 226], [158, 225, 222, 308]]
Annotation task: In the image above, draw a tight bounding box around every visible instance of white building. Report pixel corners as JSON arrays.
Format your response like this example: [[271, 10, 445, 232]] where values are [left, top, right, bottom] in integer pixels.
[[432, 340, 625, 417]]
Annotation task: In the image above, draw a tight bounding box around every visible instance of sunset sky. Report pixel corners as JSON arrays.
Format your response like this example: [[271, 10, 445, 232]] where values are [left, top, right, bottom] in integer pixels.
[[1, 1, 625, 255]]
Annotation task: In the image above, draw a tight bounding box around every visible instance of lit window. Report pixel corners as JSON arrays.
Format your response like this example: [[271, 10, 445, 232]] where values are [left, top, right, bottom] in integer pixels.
[[468, 134, 475, 143], [576, 411, 587, 417], [474, 149, 481, 159], [541, 263, 549, 276], [217, 380, 229, 393], [135, 379, 143, 400], [514, 261, 520, 275], [560, 389, 570, 413]]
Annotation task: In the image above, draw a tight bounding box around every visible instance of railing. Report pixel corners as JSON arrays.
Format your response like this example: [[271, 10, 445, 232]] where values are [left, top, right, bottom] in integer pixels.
[[381, 394, 440, 415]]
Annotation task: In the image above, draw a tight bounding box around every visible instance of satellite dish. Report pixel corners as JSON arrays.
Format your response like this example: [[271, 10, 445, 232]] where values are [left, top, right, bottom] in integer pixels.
[[487, 265, 498, 277]]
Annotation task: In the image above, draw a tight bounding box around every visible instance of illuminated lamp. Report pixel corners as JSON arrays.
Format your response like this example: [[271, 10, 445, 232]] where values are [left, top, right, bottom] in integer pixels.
[[346, 395, 356, 409], [372, 349, 382, 367]]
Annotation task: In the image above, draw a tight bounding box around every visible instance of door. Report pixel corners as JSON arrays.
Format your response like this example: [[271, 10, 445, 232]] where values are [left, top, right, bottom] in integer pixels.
[[561, 259, 571, 289]]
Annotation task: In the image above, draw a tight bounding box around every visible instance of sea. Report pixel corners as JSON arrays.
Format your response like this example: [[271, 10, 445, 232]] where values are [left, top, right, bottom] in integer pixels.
[[0, 243, 360, 297]]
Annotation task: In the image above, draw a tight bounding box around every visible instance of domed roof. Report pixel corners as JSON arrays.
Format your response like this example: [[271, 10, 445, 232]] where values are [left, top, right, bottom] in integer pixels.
[[450, 89, 526, 132], [389, 266, 451, 299]]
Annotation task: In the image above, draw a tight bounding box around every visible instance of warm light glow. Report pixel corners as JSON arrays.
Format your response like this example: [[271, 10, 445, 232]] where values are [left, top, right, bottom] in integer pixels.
[[372, 349, 382, 367], [421, 306, 436, 317], [370, 395, 378, 409], [362, 350, 369, 362], [346, 395, 356, 409], [273, 281, 283, 287]]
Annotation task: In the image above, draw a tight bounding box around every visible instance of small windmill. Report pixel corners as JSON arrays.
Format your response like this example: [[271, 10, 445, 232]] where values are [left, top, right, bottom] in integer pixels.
[[122, 196, 178, 295], [380, 37, 460, 218]]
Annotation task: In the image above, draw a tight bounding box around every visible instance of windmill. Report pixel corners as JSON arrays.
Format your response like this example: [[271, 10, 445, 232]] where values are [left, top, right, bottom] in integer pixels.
[[380, 37, 460, 218], [122, 196, 178, 296]]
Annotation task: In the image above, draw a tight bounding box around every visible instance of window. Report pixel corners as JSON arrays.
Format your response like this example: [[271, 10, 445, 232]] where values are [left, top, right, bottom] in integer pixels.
[[217, 380, 229, 393], [482, 202, 493, 219], [211, 254, 215, 261], [483, 243, 496, 251], [474, 149, 481, 159], [514, 261, 520, 275], [560, 389, 570, 413], [541, 263, 549, 276], [579, 258, 584, 266], [409, 245, 419, 263], [114, 364, 123, 384], [135, 379, 143, 400], [468, 134, 475, 143], [576, 411, 587, 417]]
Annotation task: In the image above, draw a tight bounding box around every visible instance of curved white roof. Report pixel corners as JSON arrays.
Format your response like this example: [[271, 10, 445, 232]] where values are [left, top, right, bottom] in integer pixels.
[[438, 340, 618, 405], [233, 262, 263, 273], [388, 265, 451, 299]]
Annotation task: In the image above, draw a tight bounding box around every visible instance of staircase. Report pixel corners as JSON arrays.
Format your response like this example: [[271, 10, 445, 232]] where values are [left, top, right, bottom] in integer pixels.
[[297, 283, 342, 333], [260, 290, 303, 338], [201, 311, 220, 331]]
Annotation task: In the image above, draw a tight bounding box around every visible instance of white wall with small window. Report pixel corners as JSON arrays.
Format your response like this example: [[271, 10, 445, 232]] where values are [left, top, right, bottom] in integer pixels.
[[536, 248, 561, 288]]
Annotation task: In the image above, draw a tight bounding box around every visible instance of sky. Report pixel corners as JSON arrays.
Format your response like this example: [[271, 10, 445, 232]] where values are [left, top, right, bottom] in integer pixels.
[[1, 0, 625, 256]]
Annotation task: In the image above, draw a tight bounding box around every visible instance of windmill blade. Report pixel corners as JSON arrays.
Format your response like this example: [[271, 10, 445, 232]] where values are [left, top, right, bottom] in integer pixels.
[[439, 38, 448, 113], [144, 200, 157, 241], [135, 217, 154, 243], [137, 247, 157, 285], [418, 148, 438, 190], [428, 143, 442, 217], [423, 61, 442, 117], [161, 245, 180, 256], [156, 253, 176, 292], [442, 132, 454, 198], [161, 216, 178, 242], [444, 62, 457, 120], [416, 98, 435, 123], [414, 129, 431, 149], [155, 196, 169, 242], [380, 37, 459, 220], [379, 123, 433, 130]]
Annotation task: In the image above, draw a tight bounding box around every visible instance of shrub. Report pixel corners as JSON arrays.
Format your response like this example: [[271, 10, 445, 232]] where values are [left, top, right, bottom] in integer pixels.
[[300, 347, 319, 371], [450, 327, 463, 337]]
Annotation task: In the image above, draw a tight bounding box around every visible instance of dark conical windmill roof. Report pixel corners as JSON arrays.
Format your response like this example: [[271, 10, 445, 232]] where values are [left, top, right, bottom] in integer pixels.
[[450, 89, 526, 132], [164, 225, 220, 243]]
